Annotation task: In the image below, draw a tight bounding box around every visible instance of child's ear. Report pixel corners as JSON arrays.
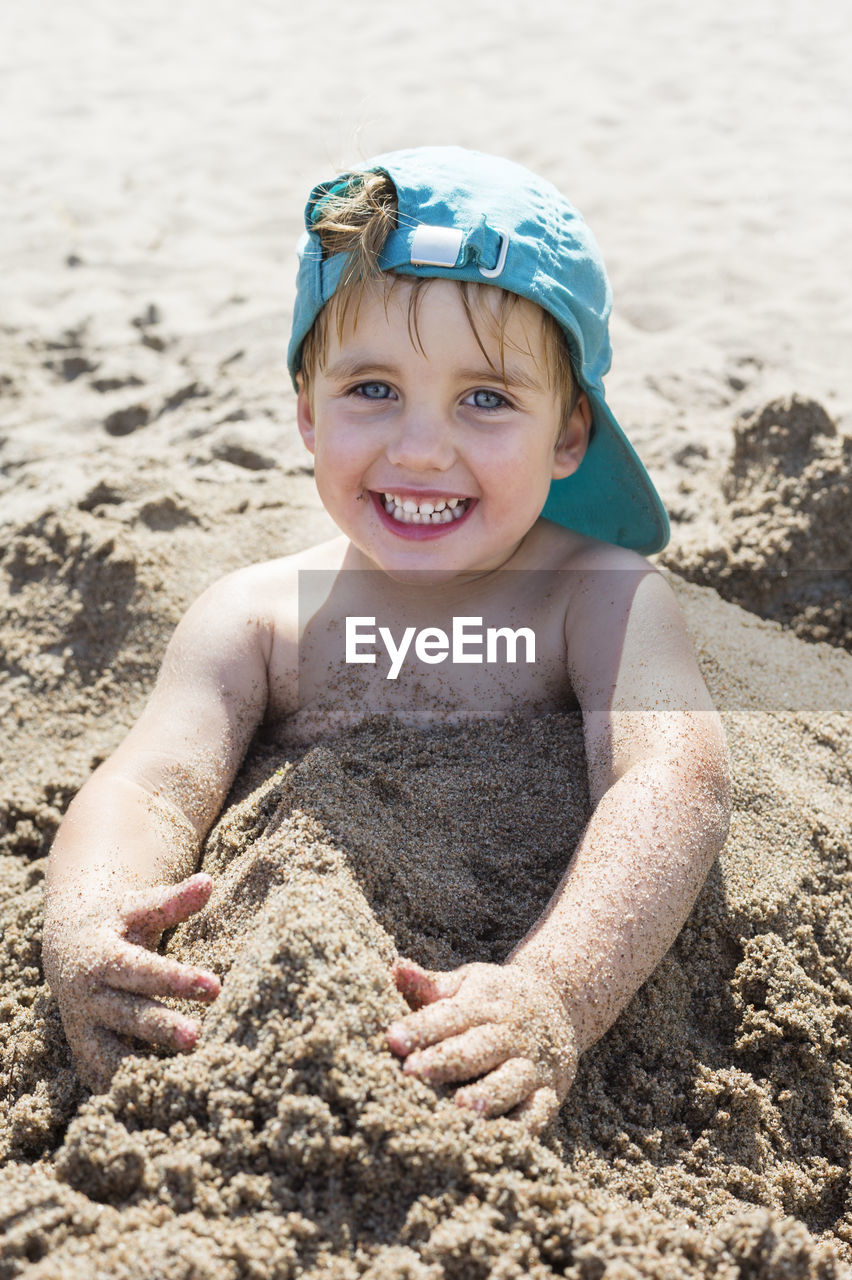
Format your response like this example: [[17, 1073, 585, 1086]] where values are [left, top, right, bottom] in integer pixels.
[[296, 379, 316, 454], [552, 392, 592, 479]]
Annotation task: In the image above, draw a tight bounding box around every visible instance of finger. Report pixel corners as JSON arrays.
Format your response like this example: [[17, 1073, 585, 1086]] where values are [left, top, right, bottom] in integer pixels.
[[404, 1023, 515, 1085], [387, 993, 489, 1057], [101, 940, 220, 1002], [120, 873, 214, 937], [89, 988, 201, 1052], [511, 1085, 561, 1135], [74, 1025, 135, 1094], [454, 1057, 541, 1116], [392, 959, 467, 1010]]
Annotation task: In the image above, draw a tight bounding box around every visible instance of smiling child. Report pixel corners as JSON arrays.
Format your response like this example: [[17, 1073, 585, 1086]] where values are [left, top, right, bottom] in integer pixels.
[[43, 147, 731, 1131]]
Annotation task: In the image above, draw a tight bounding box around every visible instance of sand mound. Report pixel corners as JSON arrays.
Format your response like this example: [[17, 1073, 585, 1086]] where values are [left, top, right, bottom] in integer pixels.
[[2, 615, 852, 1276], [664, 396, 852, 650]]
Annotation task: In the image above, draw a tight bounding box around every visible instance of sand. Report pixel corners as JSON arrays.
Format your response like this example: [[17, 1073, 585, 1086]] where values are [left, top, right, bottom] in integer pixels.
[[662, 395, 852, 649], [2, 681, 852, 1277], [2, 1, 852, 1275]]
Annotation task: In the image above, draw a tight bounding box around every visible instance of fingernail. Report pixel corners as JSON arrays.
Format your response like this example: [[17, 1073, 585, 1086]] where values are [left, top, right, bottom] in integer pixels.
[[174, 1023, 197, 1051], [387, 1024, 413, 1053]]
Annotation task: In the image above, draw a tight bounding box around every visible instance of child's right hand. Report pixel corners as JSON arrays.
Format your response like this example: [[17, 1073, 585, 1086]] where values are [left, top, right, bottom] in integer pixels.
[[43, 872, 221, 1092]]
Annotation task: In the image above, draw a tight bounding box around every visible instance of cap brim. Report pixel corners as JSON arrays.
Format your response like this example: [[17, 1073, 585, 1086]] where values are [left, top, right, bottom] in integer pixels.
[[541, 389, 670, 554]]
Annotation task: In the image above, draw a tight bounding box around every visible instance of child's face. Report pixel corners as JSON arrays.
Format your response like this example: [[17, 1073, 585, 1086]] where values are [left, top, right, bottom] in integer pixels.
[[297, 278, 590, 581]]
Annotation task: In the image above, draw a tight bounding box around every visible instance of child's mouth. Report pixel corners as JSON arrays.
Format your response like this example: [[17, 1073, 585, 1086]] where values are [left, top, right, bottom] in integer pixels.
[[370, 491, 474, 538]]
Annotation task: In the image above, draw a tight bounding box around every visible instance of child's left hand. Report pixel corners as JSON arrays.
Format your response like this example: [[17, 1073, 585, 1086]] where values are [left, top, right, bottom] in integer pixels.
[[386, 958, 577, 1135]]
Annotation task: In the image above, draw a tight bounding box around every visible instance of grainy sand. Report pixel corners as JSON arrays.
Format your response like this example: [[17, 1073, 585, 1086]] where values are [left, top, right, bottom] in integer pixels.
[[2, 1, 852, 1275], [2, 667, 852, 1277]]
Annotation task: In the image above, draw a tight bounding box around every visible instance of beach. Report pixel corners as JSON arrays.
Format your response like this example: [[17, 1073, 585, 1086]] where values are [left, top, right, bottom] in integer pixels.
[[1, 1, 851, 1275]]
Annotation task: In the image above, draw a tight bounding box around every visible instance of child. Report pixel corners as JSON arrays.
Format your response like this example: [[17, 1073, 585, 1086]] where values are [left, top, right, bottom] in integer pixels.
[[43, 147, 731, 1133]]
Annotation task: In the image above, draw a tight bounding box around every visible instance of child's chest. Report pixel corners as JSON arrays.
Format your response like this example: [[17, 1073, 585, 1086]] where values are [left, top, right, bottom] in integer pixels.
[[265, 569, 580, 737]]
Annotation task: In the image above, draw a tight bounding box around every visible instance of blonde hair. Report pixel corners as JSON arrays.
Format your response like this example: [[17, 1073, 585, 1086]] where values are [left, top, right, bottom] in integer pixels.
[[298, 169, 581, 440]]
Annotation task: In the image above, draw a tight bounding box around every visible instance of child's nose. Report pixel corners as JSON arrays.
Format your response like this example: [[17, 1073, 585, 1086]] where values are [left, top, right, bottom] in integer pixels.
[[385, 408, 455, 472]]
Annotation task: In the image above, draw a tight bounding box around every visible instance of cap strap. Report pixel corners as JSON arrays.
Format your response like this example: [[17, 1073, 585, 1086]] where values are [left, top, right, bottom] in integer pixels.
[[380, 219, 506, 277], [410, 225, 464, 268]]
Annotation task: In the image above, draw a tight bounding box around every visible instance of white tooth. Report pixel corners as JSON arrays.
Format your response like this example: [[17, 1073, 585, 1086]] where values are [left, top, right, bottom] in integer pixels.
[[384, 493, 394, 503], [429, 511, 441, 523], [402, 499, 418, 514], [452, 504, 464, 519], [441, 508, 453, 522], [393, 504, 404, 519], [419, 501, 434, 515], [384, 501, 394, 513], [433, 500, 446, 512], [446, 498, 458, 509], [412, 511, 422, 523]]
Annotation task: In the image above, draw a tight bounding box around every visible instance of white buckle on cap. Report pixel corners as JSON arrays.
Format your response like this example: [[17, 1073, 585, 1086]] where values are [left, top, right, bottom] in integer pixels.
[[410, 224, 464, 268], [478, 229, 509, 279]]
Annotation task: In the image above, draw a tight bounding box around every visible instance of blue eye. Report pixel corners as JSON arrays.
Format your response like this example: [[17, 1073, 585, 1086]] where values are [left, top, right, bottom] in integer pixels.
[[356, 382, 392, 400], [470, 388, 508, 410]]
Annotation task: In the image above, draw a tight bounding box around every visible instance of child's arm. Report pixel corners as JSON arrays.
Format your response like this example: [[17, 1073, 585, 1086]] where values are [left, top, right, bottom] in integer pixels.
[[43, 569, 278, 1090], [387, 559, 731, 1132]]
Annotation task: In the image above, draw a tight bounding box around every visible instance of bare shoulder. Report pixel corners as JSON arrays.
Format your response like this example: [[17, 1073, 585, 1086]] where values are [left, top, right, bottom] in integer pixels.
[[527, 524, 668, 622], [524, 519, 652, 576], [106, 538, 352, 800], [541, 532, 727, 799], [545, 526, 652, 575], [168, 536, 350, 724], [176, 536, 350, 637], [550, 533, 713, 713]]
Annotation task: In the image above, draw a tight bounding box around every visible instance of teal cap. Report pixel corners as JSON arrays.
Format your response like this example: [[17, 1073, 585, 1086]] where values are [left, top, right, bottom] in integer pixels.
[[287, 146, 669, 555]]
